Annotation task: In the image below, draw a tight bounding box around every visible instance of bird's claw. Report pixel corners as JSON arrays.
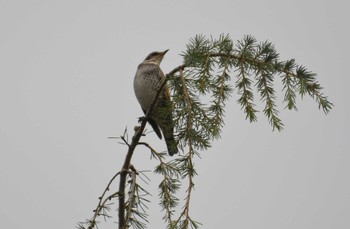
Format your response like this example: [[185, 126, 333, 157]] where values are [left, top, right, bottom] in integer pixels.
[[138, 116, 149, 123]]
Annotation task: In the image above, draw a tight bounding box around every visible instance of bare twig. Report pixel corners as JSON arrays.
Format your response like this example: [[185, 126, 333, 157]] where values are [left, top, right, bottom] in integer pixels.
[[85, 171, 121, 229]]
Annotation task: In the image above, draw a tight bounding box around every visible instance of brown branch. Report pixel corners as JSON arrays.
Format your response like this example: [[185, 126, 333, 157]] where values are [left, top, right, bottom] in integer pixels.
[[118, 77, 168, 229], [167, 52, 331, 115], [166, 64, 186, 77], [166, 53, 304, 81], [138, 142, 157, 152]]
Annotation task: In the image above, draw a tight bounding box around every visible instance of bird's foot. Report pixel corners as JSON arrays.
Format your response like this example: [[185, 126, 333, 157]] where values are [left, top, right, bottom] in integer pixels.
[[138, 116, 149, 123]]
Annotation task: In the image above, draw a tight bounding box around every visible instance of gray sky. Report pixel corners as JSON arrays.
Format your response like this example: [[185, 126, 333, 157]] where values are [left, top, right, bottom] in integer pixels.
[[1, 0, 349, 228]]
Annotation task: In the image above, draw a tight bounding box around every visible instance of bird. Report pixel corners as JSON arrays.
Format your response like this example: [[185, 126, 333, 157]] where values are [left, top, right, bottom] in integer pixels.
[[133, 49, 178, 156]]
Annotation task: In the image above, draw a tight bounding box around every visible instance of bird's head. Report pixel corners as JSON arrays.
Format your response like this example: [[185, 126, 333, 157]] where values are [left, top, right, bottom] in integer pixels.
[[143, 49, 169, 65]]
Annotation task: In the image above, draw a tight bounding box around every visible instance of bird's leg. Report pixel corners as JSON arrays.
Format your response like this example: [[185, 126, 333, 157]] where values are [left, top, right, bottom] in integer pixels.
[[138, 116, 150, 123], [136, 116, 149, 137]]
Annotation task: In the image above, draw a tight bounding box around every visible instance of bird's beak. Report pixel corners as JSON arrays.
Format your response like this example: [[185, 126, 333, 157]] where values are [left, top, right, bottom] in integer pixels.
[[162, 49, 169, 55]]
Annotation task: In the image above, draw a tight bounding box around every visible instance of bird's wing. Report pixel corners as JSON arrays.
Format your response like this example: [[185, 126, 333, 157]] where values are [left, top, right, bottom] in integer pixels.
[[142, 108, 162, 139], [158, 69, 171, 104]]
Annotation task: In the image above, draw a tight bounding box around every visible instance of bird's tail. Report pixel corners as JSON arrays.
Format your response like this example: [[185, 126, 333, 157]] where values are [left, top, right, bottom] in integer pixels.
[[165, 136, 178, 156]]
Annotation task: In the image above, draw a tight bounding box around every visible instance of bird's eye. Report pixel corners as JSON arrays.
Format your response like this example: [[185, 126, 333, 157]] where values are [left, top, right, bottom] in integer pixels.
[[151, 52, 158, 57]]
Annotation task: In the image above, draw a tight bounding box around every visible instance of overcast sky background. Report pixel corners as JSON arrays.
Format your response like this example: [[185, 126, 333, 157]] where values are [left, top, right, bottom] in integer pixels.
[[1, 0, 349, 228]]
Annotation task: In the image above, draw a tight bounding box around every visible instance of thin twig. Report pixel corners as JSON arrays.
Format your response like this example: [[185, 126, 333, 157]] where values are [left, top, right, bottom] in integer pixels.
[[167, 64, 186, 77], [87, 171, 121, 228], [120, 135, 131, 147]]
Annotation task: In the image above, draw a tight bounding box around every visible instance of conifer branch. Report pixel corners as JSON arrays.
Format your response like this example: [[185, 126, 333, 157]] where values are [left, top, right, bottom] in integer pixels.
[[80, 34, 333, 229], [167, 34, 333, 131]]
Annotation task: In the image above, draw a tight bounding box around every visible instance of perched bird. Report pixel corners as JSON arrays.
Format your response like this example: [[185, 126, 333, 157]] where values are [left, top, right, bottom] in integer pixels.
[[133, 50, 178, 156]]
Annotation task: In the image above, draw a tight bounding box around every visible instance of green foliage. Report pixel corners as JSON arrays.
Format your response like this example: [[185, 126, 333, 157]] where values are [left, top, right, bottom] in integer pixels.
[[170, 34, 332, 136], [160, 34, 333, 228]]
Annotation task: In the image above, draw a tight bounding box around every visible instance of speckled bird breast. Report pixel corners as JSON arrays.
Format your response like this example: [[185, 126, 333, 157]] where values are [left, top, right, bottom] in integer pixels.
[[134, 63, 164, 111]]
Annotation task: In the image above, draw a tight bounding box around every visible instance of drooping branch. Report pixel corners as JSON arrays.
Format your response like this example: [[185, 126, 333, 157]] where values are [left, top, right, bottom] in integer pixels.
[[166, 41, 333, 132], [172, 69, 198, 229]]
